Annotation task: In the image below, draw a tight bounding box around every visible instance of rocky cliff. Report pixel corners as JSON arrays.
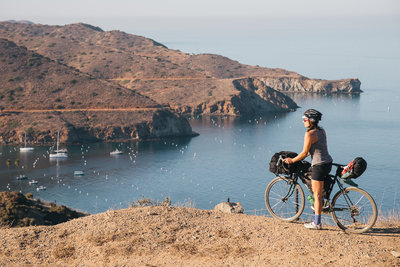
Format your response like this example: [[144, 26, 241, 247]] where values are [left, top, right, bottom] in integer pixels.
[[0, 109, 196, 145], [259, 76, 362, 94]]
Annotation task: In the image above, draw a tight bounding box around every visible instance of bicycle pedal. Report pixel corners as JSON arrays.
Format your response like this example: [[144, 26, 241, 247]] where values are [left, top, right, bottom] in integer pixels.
[[322, 207, 331, 214]]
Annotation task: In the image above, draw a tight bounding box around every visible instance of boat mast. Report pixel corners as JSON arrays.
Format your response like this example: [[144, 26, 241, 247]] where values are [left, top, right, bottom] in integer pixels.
[[56, 132, 60, 151]]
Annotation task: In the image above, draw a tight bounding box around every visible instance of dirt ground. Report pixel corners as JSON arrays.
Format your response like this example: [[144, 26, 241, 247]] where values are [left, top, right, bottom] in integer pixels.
[[0, 206, 399, 266]]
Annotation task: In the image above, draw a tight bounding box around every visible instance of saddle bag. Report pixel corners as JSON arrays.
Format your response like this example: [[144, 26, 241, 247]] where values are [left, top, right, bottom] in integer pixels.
[[341, 157, 367, 179]]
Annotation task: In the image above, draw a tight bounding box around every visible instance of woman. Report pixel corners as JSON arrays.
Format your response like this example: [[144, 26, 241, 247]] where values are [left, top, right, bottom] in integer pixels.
[[284, 109, 332, 230]]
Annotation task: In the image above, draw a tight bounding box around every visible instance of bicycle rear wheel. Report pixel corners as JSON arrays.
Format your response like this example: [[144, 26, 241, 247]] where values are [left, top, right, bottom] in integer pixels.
[[331, 187, 377, 234], [265, 176, 305, 221]]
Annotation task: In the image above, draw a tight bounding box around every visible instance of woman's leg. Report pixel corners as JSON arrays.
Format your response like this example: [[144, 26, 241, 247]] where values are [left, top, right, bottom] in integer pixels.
[[311, 179, 324, 223]]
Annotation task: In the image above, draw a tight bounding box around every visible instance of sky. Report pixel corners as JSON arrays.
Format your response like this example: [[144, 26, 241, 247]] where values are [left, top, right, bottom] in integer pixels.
[[1, 0, 399, 88], [1, 0, 399, 24]]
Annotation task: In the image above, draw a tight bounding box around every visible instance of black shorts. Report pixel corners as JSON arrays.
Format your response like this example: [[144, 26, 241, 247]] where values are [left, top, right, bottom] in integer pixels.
[[311, 162, 332, 181]]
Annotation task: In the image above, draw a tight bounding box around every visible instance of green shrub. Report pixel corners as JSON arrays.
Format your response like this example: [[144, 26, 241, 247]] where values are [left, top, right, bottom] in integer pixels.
[[26, 127, 34, 135], [6, 120, 19, 129]]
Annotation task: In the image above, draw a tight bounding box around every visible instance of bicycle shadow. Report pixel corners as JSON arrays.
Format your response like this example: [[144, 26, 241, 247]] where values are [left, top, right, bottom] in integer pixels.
[[289, 220, 400, 236], [363, 227, 400, 237]]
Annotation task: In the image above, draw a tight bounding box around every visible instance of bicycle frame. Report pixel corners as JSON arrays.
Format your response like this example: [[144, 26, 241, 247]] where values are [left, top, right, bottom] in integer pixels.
[[282, 164, 356, 212]]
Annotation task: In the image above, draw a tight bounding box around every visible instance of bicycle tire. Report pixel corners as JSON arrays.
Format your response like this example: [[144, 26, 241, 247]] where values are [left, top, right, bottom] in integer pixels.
[[331, 187, 377, 234], [265, 176, 305, 222]]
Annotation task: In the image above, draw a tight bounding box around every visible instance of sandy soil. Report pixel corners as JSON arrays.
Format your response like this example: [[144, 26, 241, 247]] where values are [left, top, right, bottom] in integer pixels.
[[0, 206, 399, 266]]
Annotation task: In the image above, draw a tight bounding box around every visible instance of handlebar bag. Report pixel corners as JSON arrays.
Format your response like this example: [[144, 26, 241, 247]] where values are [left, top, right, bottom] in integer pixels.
[[269, 151, 310, 175]]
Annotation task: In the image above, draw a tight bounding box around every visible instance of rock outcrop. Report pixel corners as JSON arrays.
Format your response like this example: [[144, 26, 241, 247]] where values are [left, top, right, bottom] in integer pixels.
[[259, 76, 362, 94], [214, 198, 244, 214], [0, 109, 197, 145], [167, 78, 299, 116]]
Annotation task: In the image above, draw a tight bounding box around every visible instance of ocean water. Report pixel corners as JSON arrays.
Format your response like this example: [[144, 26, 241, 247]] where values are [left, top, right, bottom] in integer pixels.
[[0, 89, 399, 215], [0, 16, 399, 216]]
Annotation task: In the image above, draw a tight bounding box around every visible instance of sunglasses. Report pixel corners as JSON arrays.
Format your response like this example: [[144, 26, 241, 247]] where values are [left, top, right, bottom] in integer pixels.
[[302, 116, 309, 122]]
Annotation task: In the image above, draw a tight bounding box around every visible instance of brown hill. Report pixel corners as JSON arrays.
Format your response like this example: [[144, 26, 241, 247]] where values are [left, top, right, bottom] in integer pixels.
[[0, 205, 398, 266], [0, 22, 295, 80], [0, 38, 195, 144], [0, 22, 360, 117], [0, 38, 157, 110]]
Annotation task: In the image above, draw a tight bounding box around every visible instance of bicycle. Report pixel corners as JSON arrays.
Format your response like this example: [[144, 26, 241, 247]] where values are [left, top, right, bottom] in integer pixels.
[[265, 157, 377, 234]]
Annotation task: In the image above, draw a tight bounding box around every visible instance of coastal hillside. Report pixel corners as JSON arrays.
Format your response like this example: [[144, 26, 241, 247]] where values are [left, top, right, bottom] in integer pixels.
[[0, 205, 398, 266], [0, 21, 360, 116], [0, 38, 195, 144], [0, 38, 157, 110], [0, 191, 86, 227]]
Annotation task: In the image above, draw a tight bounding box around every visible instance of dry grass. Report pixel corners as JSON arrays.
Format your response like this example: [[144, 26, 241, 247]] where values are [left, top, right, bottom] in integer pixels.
[[173, 199, 196, 209], [130, 197, 172, 207], [377, 210, 400, 227]]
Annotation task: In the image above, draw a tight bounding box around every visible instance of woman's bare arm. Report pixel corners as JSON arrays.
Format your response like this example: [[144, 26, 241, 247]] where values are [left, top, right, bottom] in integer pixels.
[[284, 130, 317, 164]]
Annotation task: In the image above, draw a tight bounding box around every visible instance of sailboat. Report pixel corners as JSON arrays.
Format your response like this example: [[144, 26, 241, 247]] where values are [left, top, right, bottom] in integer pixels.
[[49, 132, 67, 158], [110, 149, 123, 155], [20, 132, 34, 152]]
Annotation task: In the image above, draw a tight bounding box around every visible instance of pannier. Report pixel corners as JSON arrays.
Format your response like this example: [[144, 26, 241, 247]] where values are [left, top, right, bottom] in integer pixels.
[[341, 157, 367, 179], [269, 151, 311, 176]]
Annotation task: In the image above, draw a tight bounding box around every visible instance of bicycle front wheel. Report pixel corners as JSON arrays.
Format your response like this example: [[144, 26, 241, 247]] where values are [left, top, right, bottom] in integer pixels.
[[331, 187, 377, 234], [265, 176, 305, 221]]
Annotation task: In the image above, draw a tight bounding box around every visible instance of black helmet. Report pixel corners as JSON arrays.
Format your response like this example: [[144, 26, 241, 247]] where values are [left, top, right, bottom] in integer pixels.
[[303, 109, 322, 122]]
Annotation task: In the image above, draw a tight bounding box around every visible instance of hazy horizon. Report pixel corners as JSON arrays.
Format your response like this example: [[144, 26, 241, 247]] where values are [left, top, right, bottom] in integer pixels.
[[1, 1, 399, 89]]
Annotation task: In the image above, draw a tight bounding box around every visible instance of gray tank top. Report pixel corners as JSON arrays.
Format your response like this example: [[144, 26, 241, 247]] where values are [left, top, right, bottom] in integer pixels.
[[309, 128, 332, 166]]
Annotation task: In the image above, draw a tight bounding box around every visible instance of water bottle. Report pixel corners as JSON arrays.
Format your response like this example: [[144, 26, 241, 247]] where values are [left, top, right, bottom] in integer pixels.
[[307, 195, 315, 205]]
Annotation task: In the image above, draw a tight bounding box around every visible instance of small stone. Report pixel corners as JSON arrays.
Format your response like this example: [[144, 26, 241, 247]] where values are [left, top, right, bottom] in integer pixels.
[[214, 201, 244, 213], [391, 251, 400, 258], [147, 211, 158, 216]]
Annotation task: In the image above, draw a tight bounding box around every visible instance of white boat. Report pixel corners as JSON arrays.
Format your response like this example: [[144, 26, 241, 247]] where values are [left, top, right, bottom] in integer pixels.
[[36, 186, 46, 191], [20, 132, 34, 152], [49, 132, 68, 158], [74, 170, 85, 176], [29, 180, 38, 185], [16, 174, 28, 180], [110, 149, 123, 155]]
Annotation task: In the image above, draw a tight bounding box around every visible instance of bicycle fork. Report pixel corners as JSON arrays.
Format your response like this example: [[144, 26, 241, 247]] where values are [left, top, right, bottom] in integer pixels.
[[283, 180, 300, 215]]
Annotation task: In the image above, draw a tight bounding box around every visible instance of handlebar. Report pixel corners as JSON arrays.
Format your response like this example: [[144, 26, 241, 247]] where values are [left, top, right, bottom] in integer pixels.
[[332, 163, 345, 167]]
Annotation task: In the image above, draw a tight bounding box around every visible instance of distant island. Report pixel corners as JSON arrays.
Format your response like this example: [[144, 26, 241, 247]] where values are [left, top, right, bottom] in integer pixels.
[[0, 21, 361, 144]]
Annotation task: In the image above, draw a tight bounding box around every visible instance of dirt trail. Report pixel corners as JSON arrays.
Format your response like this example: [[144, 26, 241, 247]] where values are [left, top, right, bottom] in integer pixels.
[[0, 206, 399, 266], [1, 107, 164, 113]]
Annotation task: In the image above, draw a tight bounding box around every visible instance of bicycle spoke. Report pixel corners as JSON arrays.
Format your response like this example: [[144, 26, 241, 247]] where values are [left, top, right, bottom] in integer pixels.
[[331, 187, 377, 234], [353, 194, 365, 206], [265, 177, 305, 222]]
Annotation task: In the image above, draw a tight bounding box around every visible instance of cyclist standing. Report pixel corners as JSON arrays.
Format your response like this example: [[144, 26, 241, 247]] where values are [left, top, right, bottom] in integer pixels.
[[283, 109, 332, 229]]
